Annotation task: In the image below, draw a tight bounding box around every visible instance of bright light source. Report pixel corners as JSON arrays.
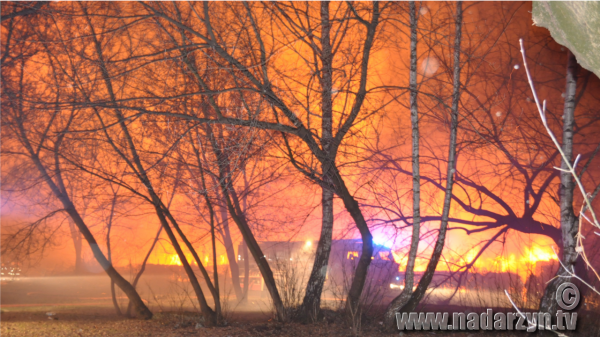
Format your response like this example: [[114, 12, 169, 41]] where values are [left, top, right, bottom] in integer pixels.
[[373, 236, 393, 249], [305, 241, 312, 247]]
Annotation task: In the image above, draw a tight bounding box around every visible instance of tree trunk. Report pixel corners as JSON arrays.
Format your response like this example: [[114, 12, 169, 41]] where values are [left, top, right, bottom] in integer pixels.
[[240, 173, 251, 303], [242, 239, 250, 301], [83, 12, 219, 324], [385, 2, 463, 328], [64, 203, 151, 318], [159, 205, 221, 323], [127, 225, 162, 317], [127, 180, 175, 317], [94, 91, 218, 325], [67, 207, 151, 318], [206, 124, 286, 321], [384, 2, 421, 327], [539, 50, 579, 316], [221, 181, 286, 321], [399, 0, 463, 315], [219, 203, 244, 302], [197, 159, 221, 321], [68, 218, 84, 274], [16, 120, 153, 320], [67, 207, 152, 319], [299, 0, 335, 322], [208, 165, 244, 303], [106, 193, 123, 316], [154, 200, 218, 325], [300, 187, 334, 321], [326, 166, 373, 317]]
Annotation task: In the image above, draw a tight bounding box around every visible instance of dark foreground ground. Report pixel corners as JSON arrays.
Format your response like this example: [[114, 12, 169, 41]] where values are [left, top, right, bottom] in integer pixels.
[[2, 306, 598, 337], [2, 277, 599, 336]]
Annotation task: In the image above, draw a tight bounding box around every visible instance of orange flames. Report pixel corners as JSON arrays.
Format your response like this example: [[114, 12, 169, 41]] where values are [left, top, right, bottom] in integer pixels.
[[156, 253, 228, 266], [156, 244, 555, 281], [468, 245, 557, 279], [391, 244, 557, 280], [166, 254, 183, 266]]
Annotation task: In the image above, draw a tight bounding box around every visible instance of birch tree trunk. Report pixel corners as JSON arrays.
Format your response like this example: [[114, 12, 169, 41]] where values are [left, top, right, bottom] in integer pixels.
[[398, 0, 463, 315], [298, 0, 335, 322], [385, 2, 463, 328], [539, 50, 579, 316], [383, 2, 420, 328]]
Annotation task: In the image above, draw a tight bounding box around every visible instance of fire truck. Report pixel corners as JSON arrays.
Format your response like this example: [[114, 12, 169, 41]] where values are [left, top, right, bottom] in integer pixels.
[[237, 239, 401, 297]]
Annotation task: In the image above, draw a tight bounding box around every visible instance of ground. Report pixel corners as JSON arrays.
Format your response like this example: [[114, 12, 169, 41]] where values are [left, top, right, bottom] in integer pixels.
[[0, 306, 584, 337], [2, 276, 596, 337]]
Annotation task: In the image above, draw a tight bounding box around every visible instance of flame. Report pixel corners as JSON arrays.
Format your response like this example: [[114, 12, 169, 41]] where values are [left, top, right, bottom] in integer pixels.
[[160, 253, 198, 266], [155, 253, 228, 266], [490, 254, 517, 273], [166, 254, 183, 266], [467, 245, 557, 279], [522, 246, 556, 264], [391, 244, 557, 278]]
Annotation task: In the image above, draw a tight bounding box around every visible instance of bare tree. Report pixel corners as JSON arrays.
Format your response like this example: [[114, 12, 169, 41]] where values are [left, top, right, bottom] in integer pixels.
[[130, 2, 387, 319], [384, 2, 422, 324], [0, 19, 153, 318], [511, 38, 600, 335], [6, 3, 222, 324], [367, 2, 600, 316], [381, 1, 462, 328], [8, 2, 597, 330]]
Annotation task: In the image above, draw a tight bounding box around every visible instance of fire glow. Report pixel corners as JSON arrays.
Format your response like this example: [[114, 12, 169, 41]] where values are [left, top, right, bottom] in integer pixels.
[[469, 246, 558, 278], [390, 244, 557, 280], [157, 253, 229, 266]]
